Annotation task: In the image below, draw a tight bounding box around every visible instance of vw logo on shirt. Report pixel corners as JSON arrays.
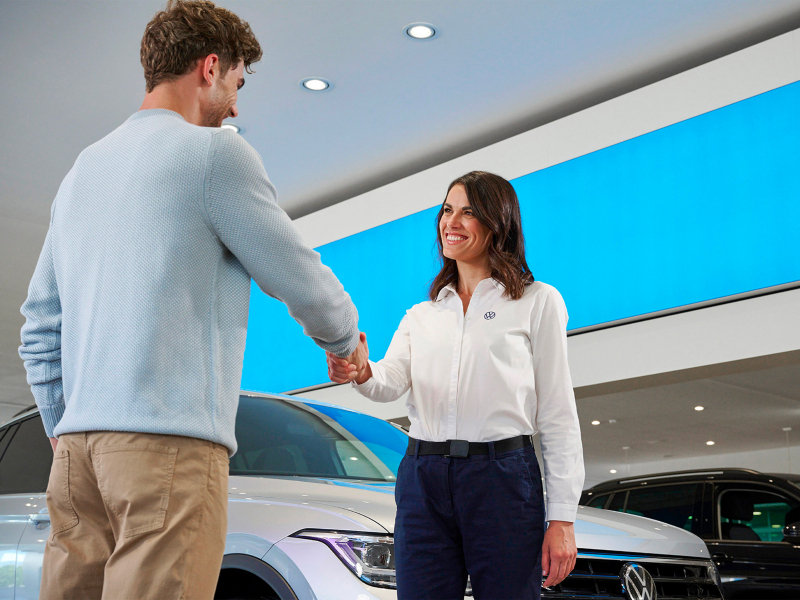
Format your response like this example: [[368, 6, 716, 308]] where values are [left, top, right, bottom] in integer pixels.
[[484, 312, 496, 320]]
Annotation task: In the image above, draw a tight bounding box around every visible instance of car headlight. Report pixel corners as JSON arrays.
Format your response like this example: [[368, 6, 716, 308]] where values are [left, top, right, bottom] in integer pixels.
[[293, 530, 396, 588]]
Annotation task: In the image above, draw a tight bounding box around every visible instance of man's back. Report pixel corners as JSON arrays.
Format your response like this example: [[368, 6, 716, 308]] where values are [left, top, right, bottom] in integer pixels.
[[22, 109, 359, 454]]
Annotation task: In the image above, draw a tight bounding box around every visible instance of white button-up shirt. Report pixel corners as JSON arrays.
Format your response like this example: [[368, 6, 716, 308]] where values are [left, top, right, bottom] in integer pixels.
[[353, 279, 585, 522]]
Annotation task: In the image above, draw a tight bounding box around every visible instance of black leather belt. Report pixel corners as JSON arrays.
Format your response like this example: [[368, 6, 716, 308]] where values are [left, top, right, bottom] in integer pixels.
[[406, 435, 531, 458]]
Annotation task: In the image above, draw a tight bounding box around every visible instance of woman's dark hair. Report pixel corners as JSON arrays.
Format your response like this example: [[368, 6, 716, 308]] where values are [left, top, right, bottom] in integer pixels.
[[429, 171, 534, 301]]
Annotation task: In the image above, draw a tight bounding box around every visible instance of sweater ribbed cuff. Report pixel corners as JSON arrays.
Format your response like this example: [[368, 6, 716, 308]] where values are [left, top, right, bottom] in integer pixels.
[[39, 403, 66, 438]]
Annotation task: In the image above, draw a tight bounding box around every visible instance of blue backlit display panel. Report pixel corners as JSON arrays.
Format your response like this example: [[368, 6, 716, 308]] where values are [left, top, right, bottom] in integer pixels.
[[242, 81, 800, 394]]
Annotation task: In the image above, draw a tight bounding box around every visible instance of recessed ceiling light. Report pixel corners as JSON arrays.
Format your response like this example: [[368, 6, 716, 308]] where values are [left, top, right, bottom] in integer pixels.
[[300, 78, 331, 92], [404, 22, 439, 40], [706, 441, 715, 446], [610, 469, 617, 474], [694, 406, 704, 411], [591, 420, 600, 425], [220, 123, 241, 133]]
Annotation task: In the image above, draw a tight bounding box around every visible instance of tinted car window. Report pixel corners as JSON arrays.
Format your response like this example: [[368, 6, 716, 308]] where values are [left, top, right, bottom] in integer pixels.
[[719, 488, 800, 542], [607, 491, 626, 512], [230, 396, 406, 482], [0, 417, 52, 494], [586, 494, 610, 509], [0, 424, 18, 463], [624, 484, 701, 532]]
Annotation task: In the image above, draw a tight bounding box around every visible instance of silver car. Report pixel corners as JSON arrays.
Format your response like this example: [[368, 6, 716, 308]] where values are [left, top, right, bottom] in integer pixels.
[[0, 393, 723, 599]]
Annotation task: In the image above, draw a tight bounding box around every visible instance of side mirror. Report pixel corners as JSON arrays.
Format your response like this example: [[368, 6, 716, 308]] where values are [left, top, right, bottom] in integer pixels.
[[783, 521, 800, 544]]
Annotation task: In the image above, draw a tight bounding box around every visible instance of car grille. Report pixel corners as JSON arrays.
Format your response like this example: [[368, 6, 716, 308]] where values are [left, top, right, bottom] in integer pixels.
[[540, 553, 723, 600]]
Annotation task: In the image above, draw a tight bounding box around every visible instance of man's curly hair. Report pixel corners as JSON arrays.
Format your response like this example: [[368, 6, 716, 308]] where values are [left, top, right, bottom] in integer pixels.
[[141, 0, 262, 93]]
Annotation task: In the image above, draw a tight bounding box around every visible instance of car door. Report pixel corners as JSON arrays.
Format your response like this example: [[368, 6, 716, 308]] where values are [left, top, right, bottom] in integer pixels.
[[0, 415, 53, 599], [707, 483, 800, 599]]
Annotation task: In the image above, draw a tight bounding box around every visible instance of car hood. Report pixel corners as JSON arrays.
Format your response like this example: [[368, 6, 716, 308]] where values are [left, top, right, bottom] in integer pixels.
[[230, 476, 710, 559], [229, 475, 397, 532]]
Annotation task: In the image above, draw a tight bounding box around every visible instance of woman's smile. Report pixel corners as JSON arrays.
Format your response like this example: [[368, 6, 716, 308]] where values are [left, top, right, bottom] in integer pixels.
[[445, 232, 469, 245]]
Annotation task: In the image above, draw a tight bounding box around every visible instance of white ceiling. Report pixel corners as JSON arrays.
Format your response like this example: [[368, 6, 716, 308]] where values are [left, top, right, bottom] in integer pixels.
[[2, 0, 800, 428], [579, 362, 800, 464]]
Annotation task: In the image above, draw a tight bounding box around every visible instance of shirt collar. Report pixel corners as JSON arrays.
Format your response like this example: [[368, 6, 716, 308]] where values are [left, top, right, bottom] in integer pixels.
[[436, 284, 457, 302], [435, 277, 504, 301]]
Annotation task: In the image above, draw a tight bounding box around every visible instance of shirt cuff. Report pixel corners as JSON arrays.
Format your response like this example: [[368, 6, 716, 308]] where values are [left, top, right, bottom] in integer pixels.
[[350, 361, 380, 396], [546, 502, 578, 523], [39, 403, 66, 438]]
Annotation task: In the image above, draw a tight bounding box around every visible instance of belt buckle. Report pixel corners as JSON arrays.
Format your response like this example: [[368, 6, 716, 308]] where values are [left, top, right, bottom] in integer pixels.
[[446, 439, 469, 458]]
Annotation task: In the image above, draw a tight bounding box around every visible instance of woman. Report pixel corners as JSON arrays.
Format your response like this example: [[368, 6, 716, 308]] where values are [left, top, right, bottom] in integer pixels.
[[327, 171, 584, 600]]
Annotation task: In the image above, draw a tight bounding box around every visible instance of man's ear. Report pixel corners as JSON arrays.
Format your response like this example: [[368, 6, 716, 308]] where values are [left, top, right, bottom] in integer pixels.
[[200, 54, 220, 87]]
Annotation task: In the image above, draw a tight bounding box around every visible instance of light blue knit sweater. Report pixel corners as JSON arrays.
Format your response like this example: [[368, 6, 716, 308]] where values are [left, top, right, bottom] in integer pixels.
[[19, 109, 359, 454]]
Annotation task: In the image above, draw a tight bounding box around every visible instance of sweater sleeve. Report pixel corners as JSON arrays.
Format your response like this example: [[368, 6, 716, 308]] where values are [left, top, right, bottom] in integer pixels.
[[352, 314, 411, 403], [531, 286, 585, 522], [19, 202, 65, 437], [203, 131, 359, 358]]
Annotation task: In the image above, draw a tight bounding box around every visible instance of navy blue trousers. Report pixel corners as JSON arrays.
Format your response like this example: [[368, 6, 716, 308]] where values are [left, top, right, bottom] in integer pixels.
[[394, 443, 546, 600]]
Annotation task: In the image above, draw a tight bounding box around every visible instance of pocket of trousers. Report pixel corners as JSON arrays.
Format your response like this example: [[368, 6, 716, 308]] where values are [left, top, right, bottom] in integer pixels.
[[47, 450, 79, 536], [514, 452, 537, 501], [94, 443, 178, 538]]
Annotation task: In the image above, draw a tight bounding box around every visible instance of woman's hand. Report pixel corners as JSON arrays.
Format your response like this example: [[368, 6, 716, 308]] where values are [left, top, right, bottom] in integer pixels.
[[541, 520, 577, 588], [327, 333, 371, 384]]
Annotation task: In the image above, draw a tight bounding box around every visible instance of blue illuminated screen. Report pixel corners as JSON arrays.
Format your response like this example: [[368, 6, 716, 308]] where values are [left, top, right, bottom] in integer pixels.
[[242, 81, 800, 394]]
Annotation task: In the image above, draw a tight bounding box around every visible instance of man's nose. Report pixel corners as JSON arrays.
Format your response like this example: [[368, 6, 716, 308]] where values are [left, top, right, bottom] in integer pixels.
[[229, 104, 239, 119]]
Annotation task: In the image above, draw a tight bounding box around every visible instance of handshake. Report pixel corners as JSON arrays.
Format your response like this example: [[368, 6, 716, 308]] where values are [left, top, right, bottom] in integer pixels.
[[326, 332, 371, 385]]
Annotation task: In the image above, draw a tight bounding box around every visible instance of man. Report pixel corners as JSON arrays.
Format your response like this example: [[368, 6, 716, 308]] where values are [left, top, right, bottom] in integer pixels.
[[18, 1, 366, 599]]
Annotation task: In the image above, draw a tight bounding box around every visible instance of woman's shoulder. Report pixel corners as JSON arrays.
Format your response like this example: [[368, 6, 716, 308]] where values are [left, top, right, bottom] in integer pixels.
[[522, 281, 568, 317], [407, 298, 441, 315], [523, 280, 564, 302]]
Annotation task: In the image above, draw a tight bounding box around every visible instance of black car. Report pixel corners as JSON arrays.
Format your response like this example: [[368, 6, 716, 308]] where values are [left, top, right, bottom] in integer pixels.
[[581, 468, 800, 599]]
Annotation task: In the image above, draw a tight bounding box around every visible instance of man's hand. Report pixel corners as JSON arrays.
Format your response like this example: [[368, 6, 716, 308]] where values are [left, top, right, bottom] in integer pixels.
[[49, 437, 58, 453], [541, 520, 577, 588], [327, 333, 371, 384]]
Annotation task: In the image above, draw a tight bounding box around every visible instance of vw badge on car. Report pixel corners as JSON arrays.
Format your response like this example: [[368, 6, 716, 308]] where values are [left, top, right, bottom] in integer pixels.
[[620, 563, 657, 600]]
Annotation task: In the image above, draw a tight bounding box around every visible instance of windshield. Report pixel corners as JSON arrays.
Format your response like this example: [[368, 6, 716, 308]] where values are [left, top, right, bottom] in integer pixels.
[[230, 395, 408, 482]]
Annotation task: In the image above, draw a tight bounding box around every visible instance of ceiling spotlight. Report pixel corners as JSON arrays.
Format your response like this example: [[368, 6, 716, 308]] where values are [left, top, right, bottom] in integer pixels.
[[706, 441, 715, 446], [610, 469, 617, 474], [694, 406, 704, 411], [220, 123, 241, 133], [591, 420, 600, 426], [300, 78, 331, 92], [404, 22, 438, 40]]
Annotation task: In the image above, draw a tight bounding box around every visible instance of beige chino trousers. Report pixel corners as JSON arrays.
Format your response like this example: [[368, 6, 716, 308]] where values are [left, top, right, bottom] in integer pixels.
[[40, 431, 229, 600]]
